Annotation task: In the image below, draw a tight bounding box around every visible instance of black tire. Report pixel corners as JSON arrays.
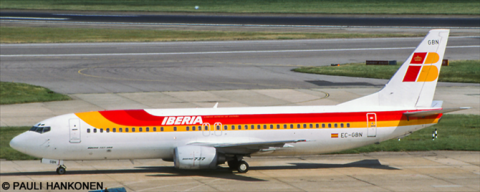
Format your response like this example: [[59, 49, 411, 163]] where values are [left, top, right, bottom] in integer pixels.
[[237, 161, 249, 173], [227, 160, 238, 170], [56, 167, 66, 175]]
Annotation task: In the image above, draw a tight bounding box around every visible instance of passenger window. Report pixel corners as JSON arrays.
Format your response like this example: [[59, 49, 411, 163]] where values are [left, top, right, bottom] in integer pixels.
[[270, 125, 273, 129], [204, 125, 208, 131], [174, 127, 177, 131], [334, 123, 338, 128], [87, 128, 91, 133], [309, 124, 313, 128], [132, 128, 135, 132], [198, 126, 201, 131], [347, 123, 350, 128], [284, 124, 287, 129], [192, 126, 196, 131], [263, 125, 267, 129], [43, 127, 51, 133], [94, 128, 97, 133], [106, 128, 110, 133], [297, 124, 300, 129], [257, 125, 261, 129], [153, 127, 156, 132], [125, 128, 129, 132], [341, 123, 344, 128], [113, 128, 116, 133], [303, 124, 306, 128], [216, 125, 220, 130], [322, 124, 325, 128], [232, 125, 235, 130], [161, 127, 164, 132], [316, 124, 319, 128], [251, 125, 254, 129], [186, 126, 190, 131], [238, 125, 241, 130], [139, 127, 142, 132], [245, 125, 248, 130], [290, 124, 293, 129], [328, 124, 331, 128], [277, 124, 280, 129], [100, 129, 104, 133], [224, 125, 228, 130], [119, 128, 122, 132]]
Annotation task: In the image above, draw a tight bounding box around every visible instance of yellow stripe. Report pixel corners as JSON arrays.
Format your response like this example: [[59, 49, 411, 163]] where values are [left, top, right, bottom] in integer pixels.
[[75, 111, 123, 128], [77, 117, 440, 133]]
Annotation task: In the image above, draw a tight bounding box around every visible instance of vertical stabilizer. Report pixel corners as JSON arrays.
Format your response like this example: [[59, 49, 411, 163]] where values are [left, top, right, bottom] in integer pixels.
[[339, 29, 450, 108]]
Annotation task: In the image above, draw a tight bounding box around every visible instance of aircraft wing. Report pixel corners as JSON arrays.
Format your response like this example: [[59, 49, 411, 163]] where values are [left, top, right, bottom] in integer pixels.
[[188, 139, 308, 155], [404, 107, 470, 117]]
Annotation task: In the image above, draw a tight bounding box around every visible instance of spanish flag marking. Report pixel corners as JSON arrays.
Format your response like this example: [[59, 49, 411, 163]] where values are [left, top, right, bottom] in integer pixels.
[[331, 133, 339, 138]]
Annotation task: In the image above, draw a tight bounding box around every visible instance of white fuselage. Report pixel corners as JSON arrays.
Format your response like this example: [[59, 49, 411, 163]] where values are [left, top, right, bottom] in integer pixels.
[[11, 105, 435, 161]]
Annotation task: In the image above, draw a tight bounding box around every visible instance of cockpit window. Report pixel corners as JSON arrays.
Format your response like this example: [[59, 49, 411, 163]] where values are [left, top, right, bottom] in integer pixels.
[[29, 126, 51, 134]]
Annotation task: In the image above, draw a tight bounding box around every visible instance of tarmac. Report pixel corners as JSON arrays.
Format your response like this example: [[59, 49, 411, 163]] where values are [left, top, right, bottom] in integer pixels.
[[1, 87, 478, 127], [0, 28, 478, 192], [1, 151, 479, 191]]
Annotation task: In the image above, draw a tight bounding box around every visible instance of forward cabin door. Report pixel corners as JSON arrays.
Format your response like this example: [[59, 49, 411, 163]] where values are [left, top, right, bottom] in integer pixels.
[[366, 113, 377, 137], [69, 119, 81, 143]]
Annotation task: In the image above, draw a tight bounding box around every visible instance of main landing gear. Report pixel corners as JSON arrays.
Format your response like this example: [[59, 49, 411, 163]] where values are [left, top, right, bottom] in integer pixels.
[[227, 156, 249, 173], [56, 165, 66, 175]]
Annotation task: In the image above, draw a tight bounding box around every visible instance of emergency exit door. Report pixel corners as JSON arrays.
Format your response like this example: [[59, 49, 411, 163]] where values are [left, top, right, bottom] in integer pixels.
[[69, 119, 81, 143], [202, 123, 211, 137], [366, 113, 377, 137]]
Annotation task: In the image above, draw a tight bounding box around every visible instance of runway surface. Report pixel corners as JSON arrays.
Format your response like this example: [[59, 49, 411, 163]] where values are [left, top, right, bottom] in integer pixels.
[[1, 151, 479, 191], [1, 36, 479, 94], [2, 11, 480, 27]]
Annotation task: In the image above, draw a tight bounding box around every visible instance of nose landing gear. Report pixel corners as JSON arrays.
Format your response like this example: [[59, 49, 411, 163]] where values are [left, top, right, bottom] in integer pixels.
[[56, 165, 67, 174]]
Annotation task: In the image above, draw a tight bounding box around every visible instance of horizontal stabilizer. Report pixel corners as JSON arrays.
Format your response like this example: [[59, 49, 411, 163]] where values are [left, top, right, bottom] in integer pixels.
[[404, 107, 470, 117]]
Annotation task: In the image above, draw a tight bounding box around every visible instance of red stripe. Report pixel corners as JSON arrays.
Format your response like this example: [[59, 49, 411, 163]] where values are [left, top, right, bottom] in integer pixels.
[[99, 110, 165, 126], [95, 109, 439, 127]]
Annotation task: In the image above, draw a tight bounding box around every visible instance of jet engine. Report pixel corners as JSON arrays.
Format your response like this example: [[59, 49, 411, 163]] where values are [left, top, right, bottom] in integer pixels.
[[174, 146, 225, 169]]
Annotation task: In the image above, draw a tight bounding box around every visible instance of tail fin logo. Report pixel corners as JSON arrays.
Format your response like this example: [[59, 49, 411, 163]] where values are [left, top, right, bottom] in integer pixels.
[[403, 52, 440, 82]]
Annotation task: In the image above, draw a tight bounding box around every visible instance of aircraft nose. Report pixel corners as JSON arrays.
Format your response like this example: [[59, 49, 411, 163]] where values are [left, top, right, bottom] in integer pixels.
[[10, 135, 26, 153]]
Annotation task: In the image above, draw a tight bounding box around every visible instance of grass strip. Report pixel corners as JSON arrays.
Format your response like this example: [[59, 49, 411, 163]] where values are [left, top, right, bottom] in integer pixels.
[[1, 0, 479, 15], [337, 114, 480, 153], [293, 60, 480, 83], [0, 82, 70, 105], [1, 115, 478, 160], [0, 27, 422, 44], [0, 126, 38, 160]]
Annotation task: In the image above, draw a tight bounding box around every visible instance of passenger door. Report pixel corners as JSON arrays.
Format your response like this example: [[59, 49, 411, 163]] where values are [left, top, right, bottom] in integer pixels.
[[366, 113, 377, 137], [69, 119, 81, 143]]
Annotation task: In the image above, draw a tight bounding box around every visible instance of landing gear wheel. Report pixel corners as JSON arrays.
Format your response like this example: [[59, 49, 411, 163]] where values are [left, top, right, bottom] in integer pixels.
[[228, 160, 238, 170], [237, 161, 249, 173], [56, 166, 66, 175]]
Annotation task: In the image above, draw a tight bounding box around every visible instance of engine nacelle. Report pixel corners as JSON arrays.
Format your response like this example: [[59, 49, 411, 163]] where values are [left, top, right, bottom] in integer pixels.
[[174, 146, 225, 169]]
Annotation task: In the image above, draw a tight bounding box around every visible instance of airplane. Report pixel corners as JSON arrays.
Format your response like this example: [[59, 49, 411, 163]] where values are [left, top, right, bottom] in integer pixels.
[[10, 29, 468, 175]]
